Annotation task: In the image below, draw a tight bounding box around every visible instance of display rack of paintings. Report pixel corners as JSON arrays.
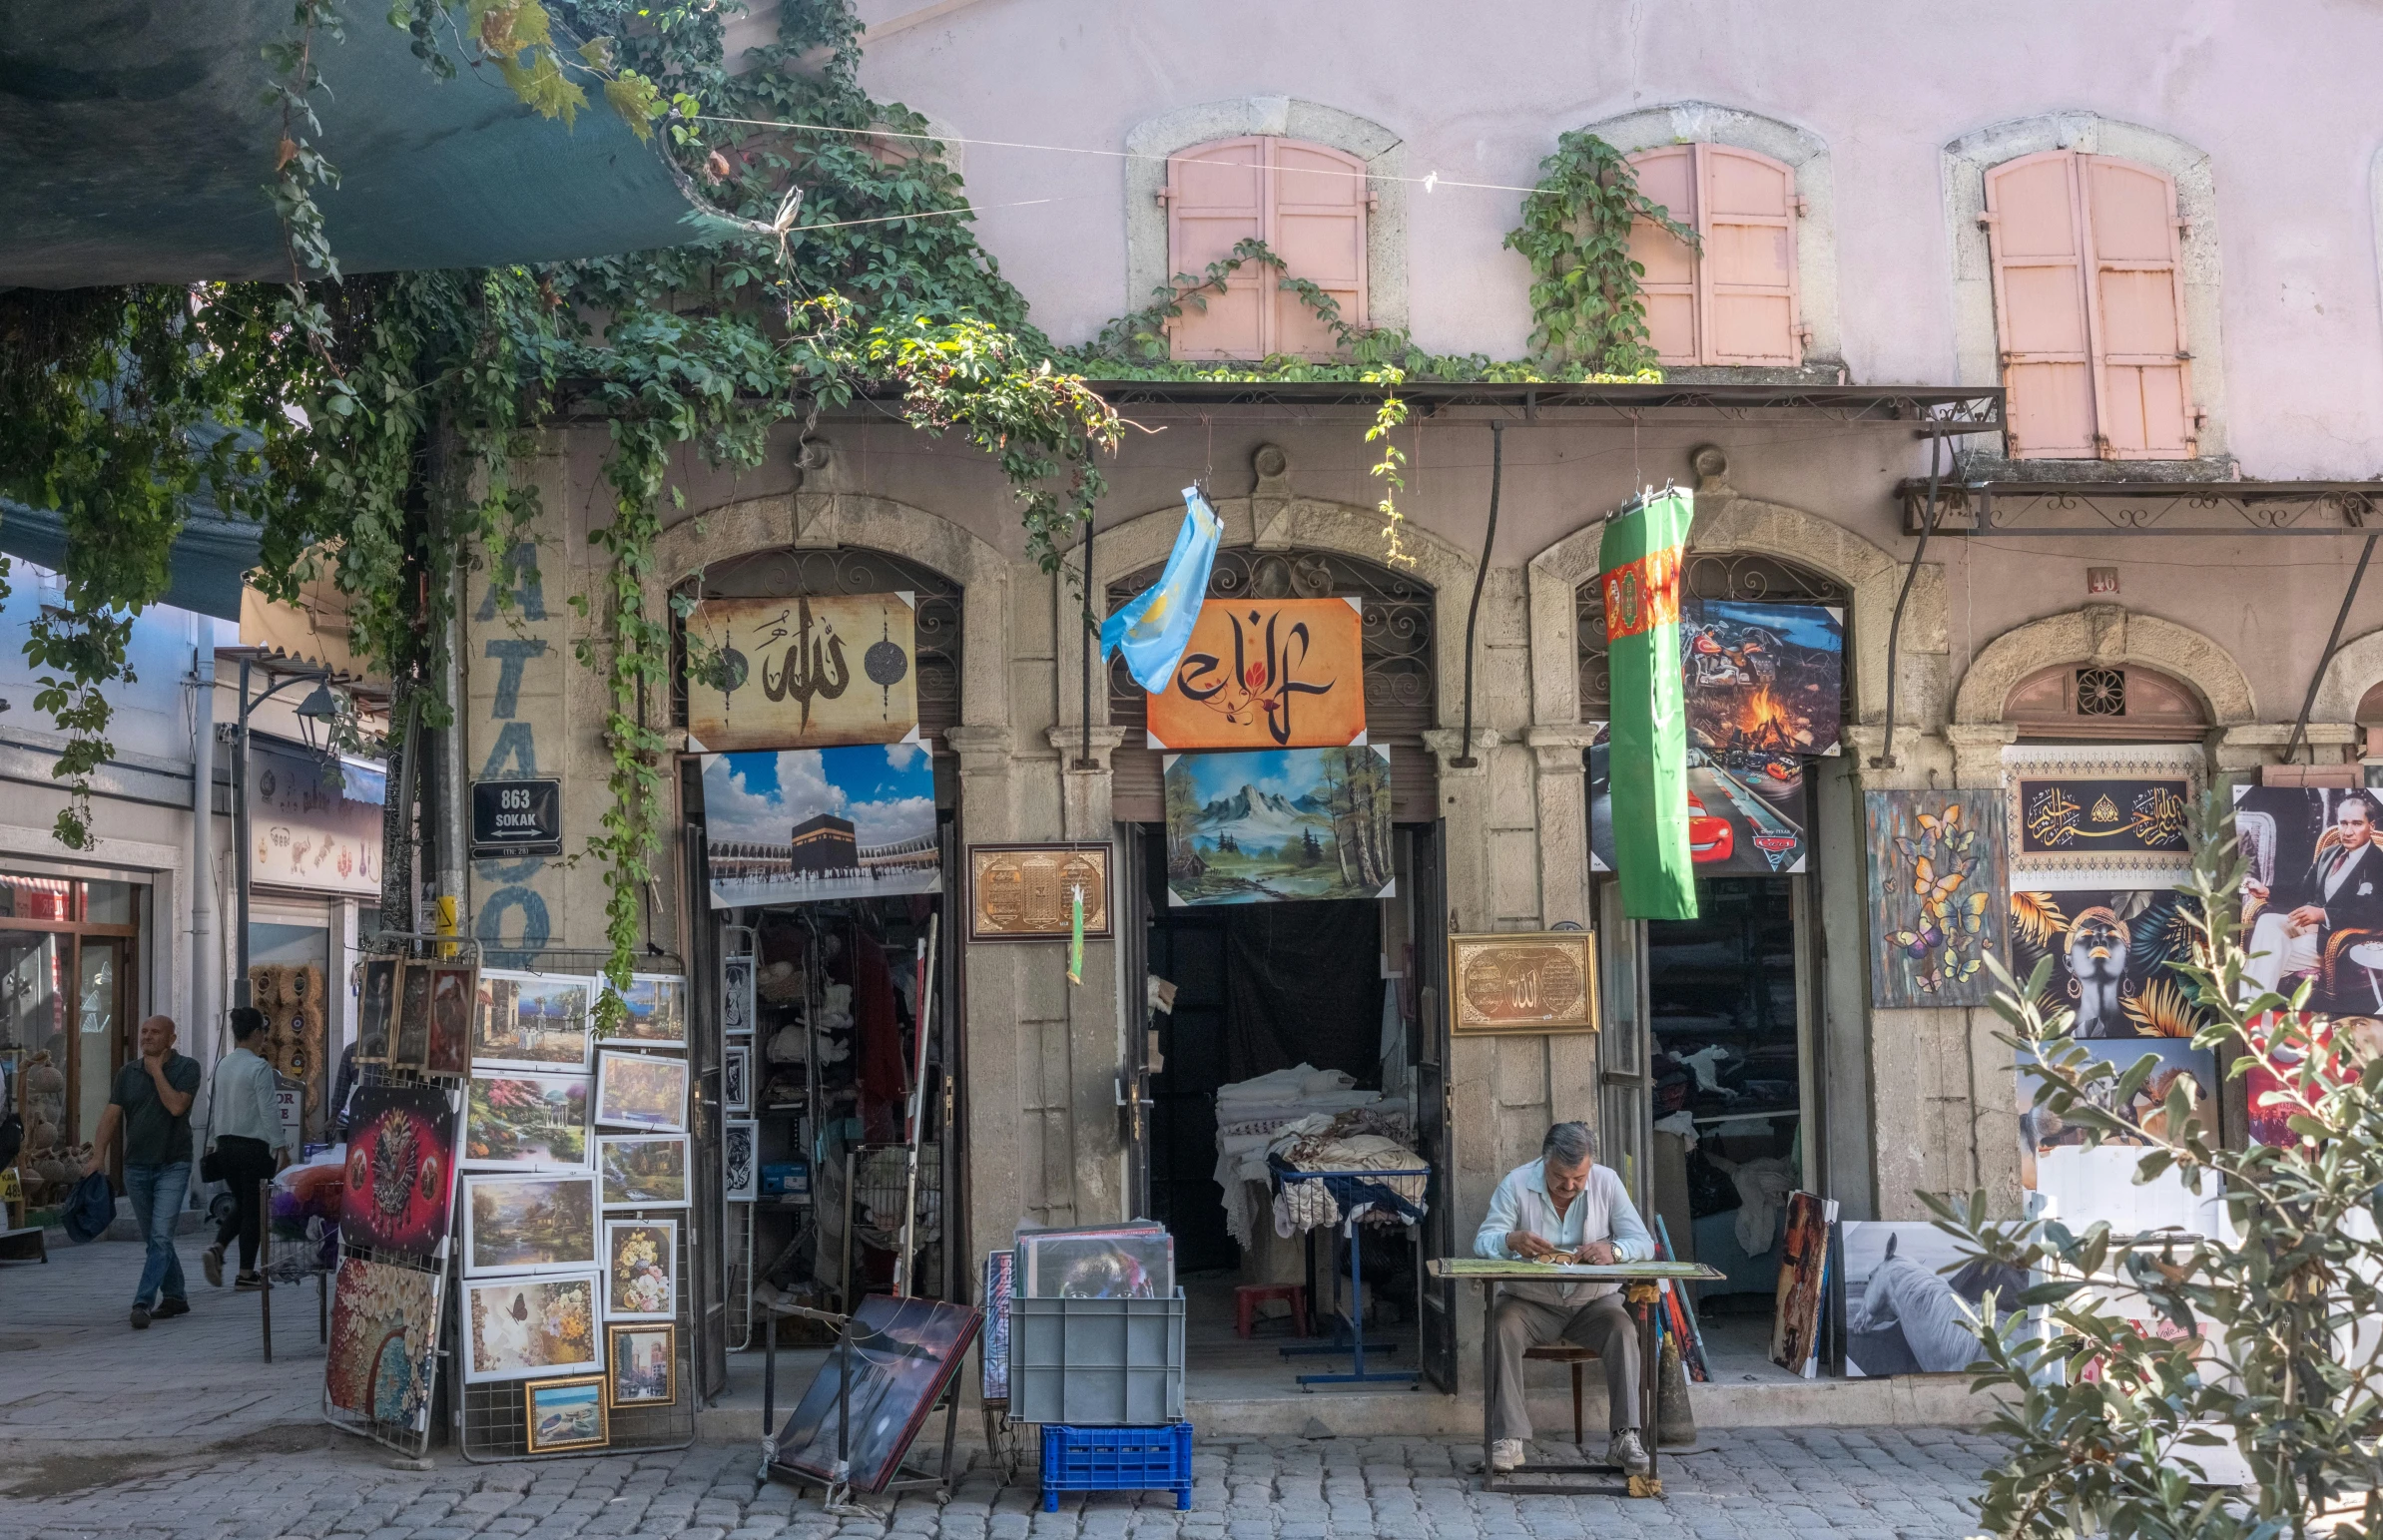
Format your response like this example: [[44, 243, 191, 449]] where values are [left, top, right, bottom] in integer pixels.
[[447, 975, 698, 1463]]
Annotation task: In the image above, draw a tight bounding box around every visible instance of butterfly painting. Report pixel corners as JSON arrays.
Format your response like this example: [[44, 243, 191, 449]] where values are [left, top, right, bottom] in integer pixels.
[[1867, 791, 2008, 1008]]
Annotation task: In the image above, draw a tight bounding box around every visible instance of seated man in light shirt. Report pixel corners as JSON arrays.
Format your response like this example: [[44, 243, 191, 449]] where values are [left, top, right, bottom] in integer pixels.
[[1474, 1121, 1654, 1477]]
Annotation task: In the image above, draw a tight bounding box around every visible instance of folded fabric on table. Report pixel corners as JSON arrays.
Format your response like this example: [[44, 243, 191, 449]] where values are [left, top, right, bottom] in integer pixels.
[[1266, 1136, 1430, 1238]]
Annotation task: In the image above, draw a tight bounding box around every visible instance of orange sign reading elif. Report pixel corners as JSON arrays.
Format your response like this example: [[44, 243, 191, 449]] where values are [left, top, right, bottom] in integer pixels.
[[1146, 598, 1367, 751]]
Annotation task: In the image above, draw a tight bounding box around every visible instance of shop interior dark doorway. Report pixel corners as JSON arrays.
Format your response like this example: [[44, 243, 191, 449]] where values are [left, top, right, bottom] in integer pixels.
[[1645, 874, 1810, 1346], [1138, 823, 1442, 1398]]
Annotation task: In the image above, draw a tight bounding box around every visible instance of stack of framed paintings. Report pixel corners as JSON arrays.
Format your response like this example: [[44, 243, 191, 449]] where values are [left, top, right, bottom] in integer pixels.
[[446, 967, 692, 1455], [328, 952, 698, 1462]]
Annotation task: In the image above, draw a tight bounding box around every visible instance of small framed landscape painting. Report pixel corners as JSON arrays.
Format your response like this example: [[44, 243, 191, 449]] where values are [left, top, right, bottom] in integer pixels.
[[594, 1050, 689, 1133], [462, 1070, 590, 1171], [523, 1373, 608, 1454], [594, 1134, 691, 1210], [607, 1322, 677, 1408], [461, 1172, 599, 1278]]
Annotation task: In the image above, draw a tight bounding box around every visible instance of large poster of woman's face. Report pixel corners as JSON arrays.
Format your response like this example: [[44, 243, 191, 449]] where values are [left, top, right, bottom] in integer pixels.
[[2008, 889, 2209, 1038], [2233, 785, 2383, 1015]]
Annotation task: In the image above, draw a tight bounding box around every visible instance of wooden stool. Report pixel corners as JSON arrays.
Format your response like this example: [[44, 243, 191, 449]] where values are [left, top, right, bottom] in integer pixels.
[[1524, 1341, 1601, 1444], [1234, 1282, 1309, 1338]]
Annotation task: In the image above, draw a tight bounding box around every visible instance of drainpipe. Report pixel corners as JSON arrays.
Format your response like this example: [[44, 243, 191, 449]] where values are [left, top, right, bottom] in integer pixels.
[[432, 564, 467, 948], [190, 641, 217, 1059], [235, 656, 253, 1008]]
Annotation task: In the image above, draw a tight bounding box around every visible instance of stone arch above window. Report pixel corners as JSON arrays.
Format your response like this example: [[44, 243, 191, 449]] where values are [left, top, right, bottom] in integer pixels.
[[1951, 604, 2253, 729], [1124, 99, 1408, 343], [1571, 103, 1841, 380], [1944, 113, 2229, 468]]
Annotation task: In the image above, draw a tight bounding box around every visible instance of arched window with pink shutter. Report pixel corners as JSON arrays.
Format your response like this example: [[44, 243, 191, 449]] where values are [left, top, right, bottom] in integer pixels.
[[1624, 144, 1803, 367], [1984, 149, 2195, 460], [1164, 136, 1369, 361]]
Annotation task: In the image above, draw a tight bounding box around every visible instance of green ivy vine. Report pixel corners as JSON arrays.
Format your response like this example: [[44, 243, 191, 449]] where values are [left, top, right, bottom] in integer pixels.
[[1504, 130, 1698, 374]]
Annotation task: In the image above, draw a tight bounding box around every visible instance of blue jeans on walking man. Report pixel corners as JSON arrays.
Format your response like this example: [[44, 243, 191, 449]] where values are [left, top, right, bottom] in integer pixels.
[[123, 1162, 191, 1308]]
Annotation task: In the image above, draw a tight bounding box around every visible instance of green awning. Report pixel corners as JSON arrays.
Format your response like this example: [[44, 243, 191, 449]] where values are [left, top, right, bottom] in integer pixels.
[[0, 0, 738, 287], [0, 498, 260, 620]]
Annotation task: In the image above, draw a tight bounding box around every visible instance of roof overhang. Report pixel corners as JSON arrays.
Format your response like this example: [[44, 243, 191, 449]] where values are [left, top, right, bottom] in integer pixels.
[[0, 0, 740, 287], [1065, 380, 2003, 433]]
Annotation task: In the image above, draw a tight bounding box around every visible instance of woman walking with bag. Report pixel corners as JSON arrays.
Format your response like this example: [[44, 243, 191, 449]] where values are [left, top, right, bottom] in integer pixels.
[[202, 1008, 292, 1289]]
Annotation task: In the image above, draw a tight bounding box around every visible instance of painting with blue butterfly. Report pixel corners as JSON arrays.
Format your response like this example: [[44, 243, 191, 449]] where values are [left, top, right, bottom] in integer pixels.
[[1865, 790, 2009, 1008]]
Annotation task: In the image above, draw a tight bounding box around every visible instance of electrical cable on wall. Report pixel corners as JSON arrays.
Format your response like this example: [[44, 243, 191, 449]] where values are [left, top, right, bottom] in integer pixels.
[[1875, 430, 1947, 771]]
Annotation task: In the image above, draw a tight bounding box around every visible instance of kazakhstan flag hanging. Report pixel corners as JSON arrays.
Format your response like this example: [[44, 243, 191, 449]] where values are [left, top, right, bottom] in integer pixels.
[[1599, 486, 1698, 921], [1100, 485, 1224, 692]]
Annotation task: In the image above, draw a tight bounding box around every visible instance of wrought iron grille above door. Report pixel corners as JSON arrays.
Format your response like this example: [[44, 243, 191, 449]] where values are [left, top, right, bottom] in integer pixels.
[[1576, 551, 1848, 718]]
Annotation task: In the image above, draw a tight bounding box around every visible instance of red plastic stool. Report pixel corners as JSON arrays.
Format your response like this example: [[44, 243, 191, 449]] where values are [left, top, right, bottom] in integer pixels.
[[1234, 1283, 1309, 1338]]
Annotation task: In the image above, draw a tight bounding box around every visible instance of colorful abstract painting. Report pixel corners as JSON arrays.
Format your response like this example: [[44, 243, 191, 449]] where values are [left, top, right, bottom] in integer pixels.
[[1865, 790, 2008, 1008], [339, 1082, 459, 1262], [325, 1256, 442, 1430]]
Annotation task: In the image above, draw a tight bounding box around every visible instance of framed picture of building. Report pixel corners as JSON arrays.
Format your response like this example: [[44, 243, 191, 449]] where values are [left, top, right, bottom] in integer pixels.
[[701, 746, 941, 908], [967, 844, 1113, 942], [1446, 932, 1598, 1034]]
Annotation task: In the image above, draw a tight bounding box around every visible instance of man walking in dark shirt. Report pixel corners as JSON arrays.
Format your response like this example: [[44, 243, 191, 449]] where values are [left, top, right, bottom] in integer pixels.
[[85, 1015, 202, 1328]]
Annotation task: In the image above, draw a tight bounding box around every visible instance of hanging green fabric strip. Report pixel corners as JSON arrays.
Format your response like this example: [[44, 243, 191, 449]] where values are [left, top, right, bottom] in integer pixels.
[[1598, 488, 1699, 921], [1067, 885, 1085, 986]]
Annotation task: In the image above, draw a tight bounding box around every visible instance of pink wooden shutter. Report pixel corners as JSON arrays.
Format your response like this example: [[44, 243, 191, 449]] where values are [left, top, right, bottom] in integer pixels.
[[1268, 139, 1370, 359], [1167, 137, 1267, 360], [1984, 151, 2098, 458], [1626, 147, 1699, 364], [2081, 155, 2194, 458], [1698, 146, 1800, 364]]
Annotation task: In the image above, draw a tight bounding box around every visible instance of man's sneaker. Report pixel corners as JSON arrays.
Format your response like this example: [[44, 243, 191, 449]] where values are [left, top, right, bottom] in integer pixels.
[[234, 1272, 265, 1291], [153, 1298, 191, 1319], [130, 1304, 151, 1329], [1606, 1428, 1652, 1478], [1489, 1438, 1524, 1474], [203, 1245, 225, 1287]]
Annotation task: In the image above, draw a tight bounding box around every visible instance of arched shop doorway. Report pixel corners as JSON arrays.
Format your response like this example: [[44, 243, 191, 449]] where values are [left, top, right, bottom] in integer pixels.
[[1577, 549, 1851, 1366], [1107, 546, 1456, 1387], [674, 546, 966, 1376]]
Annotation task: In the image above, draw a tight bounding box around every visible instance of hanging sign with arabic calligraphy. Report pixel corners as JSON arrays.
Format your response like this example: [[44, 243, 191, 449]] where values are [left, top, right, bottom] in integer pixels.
[[2001, 744, 2202, 891], [684, 595, 920, 754], [1145, 598, 1366, 751]]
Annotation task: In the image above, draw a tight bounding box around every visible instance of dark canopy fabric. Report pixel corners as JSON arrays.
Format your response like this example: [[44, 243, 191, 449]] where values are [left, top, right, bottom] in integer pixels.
[[0, 0, 738, 287], [0, 499, 259, 621], [1221, 900, 1384, 1088]]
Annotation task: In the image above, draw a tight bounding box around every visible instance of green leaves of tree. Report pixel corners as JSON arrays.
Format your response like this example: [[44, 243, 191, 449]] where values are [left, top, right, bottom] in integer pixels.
[[1503, 130, 1693, 375]]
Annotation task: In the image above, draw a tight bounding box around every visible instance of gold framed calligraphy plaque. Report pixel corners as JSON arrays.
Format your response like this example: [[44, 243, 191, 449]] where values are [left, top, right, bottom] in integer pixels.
[[1447, 932, 1598, 1035], [685, 594, 919, 753], [967, 844, 1113, 942]]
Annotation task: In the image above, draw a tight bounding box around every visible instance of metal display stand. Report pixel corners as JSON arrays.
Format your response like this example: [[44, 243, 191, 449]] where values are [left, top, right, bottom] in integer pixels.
[[758, 1299, 964, 1506], [1276, 1167, 1430, 1389]]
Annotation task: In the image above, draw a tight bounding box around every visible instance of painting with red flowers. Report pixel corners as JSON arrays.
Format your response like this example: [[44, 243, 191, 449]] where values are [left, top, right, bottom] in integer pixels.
[[340, 1082, 460, 1262]]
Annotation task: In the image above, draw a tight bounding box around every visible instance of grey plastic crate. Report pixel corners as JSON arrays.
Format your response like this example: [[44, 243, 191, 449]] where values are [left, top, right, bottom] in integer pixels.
[[1007, 1290, 1187, 1425]]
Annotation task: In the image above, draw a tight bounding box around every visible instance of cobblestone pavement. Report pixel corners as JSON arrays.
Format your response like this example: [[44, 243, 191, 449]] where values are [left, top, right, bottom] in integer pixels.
[[0, 1428, 1997, 1540]]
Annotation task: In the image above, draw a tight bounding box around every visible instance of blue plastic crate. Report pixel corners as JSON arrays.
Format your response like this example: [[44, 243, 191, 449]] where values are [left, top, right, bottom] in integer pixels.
[[1038, 1423, 1193, 1511]]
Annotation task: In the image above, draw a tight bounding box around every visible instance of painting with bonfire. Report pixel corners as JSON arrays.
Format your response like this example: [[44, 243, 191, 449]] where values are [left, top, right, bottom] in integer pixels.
[[2008, 889, 2209, 1039], [1865, 791, 2007, 1008], [1680, 599, 1843, 760]]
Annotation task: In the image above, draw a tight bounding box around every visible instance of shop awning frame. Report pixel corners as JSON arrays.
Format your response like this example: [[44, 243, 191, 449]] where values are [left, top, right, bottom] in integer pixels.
[[1895, 478, 2383, 537]]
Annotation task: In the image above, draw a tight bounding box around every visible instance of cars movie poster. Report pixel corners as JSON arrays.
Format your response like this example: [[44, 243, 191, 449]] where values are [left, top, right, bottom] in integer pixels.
[[1145, 598, 1367, 751], [1588, 723, 1808, 874]]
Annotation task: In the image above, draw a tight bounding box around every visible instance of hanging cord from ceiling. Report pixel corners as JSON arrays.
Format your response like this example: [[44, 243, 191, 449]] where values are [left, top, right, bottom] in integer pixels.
[[1450, 420, 1504, 770]]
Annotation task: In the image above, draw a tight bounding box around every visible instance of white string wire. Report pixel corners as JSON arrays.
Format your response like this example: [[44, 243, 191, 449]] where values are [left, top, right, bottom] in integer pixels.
[[693, 114, 1545, 195], [772, 194, 1085, 235]]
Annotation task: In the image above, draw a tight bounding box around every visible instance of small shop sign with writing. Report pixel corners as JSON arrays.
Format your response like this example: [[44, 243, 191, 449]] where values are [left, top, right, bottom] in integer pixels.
[[471, 778, 563, 857]]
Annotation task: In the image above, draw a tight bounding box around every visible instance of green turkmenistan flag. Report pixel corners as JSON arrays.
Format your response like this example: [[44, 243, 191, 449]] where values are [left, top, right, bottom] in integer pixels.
[[1598, 488, 1698, 921]]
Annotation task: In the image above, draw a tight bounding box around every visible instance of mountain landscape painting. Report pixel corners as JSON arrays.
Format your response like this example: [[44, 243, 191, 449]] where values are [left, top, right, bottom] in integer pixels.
[[1162, 747, 1395, 906]]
